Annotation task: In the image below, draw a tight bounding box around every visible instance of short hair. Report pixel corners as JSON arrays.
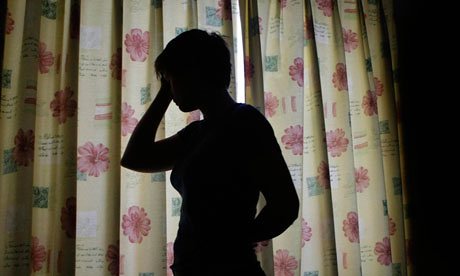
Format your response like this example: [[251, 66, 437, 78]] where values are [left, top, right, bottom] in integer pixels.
[[155, 29, 231, 90]]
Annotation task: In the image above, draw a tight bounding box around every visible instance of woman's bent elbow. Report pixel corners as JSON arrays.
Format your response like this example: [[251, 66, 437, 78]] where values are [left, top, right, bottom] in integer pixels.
[[120, 156, 132, 169], [120, 156, 144, 172]]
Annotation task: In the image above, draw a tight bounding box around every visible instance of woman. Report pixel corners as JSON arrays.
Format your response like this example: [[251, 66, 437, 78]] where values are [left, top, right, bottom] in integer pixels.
[[121, 29, 299, 276]]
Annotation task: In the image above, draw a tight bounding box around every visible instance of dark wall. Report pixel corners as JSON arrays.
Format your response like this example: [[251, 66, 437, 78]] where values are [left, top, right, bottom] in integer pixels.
[[395, 1, 452, 275]]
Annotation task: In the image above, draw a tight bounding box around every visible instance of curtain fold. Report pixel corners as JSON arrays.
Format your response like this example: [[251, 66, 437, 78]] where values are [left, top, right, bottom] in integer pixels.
[[381, 1, 414, 274], [361, 0, 406, 274], [300, 2, 337, 275], [0, 0, 407, 275], [1, 0, 36, 274], [256, 0, 305, 276], [336, 0, 390, 274], [309, 0, 362, 274], [76, 0, 121, 275], [120, 1, 164, 275], [34, 0, 79, 274]]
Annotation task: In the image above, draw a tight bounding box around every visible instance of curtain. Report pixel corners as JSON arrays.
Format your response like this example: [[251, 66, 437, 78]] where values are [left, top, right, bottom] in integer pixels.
[[0, 0, 410, 275]]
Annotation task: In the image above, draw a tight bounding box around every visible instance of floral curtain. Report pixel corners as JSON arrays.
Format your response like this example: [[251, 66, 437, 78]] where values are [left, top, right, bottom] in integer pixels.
[[0, 0, 410, 275]]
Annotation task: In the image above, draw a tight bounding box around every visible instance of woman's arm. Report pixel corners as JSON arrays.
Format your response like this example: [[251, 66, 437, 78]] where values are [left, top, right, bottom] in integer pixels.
[[239, 108, 299, 242], [249, 148, 299, 242], [120, 80, 183, 173]]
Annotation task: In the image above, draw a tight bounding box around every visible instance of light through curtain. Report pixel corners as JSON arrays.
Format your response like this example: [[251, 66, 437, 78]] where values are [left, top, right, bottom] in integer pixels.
[[0, 0, 410, 275]]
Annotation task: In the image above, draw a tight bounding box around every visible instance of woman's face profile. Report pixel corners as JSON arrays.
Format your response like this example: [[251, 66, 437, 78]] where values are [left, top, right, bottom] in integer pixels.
[[168, 72, 202, 112]]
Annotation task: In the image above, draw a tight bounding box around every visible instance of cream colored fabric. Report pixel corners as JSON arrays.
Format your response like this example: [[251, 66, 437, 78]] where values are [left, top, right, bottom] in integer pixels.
[[1, 0, 80, 274], [336, 0, 390, 274], [120, 1, 164, 275], [309, 0, 361, 274], [361, 0, 406, 274], [382, 1, 414, 274], [75, 1, 122, 275]]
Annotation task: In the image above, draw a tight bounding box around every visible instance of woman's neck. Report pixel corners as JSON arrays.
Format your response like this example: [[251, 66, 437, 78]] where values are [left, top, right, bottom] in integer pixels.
[[199, 90, 236, 120]]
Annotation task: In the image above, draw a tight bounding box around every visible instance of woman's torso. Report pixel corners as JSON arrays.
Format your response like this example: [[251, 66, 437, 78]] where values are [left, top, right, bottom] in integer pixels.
[[170, 103, 265, 274]]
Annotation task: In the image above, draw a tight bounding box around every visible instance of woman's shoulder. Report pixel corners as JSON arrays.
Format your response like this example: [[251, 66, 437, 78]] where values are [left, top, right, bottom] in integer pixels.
[[233, 103, 265, 120], [176, 118, 203, 143], [231, 103, 273, 132]]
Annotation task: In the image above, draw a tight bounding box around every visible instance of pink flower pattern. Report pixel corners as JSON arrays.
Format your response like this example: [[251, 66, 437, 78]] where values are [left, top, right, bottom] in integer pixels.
[[38, 42, 54, 74], [31, 236, 46, 272], [216, 0, 232, 20], [326, 128, 349, 157], [374, 77, 384, 96], [106, 241, 119, 275], [316, 0, 334, 17], [281, 125, 303, 155], [274, 249, 298, 276], [122, 206, 152, 244], [77, 142, 110, 177], [289, 58, 304, 87], [332, 63, 348, 91], [355, 166, 370, 193], [343, 28, 359, 53], [374, 237, 392, 266], [244, 56, 254, 86], [124, 28, 149, 62], [254, 240, 270, 253], [301, 218, 312, 247], [60, 197, 76, 238], [110, 48, 122, 80], [264, 92, 279, 117], [317, 161, 330, 189], [186, 110, 201, 124], [362, 90, 378, 116], [50, 87, 77, 124], [121, 102, 139, 137], [166, 242, 174, 276], [13, 128, 34, 166], [6, 12, 15, 34], [343, 211, 359, 243], [389, 217, 396, 236]]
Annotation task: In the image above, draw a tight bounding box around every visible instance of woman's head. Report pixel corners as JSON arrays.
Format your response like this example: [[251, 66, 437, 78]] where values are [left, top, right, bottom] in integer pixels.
[[155, 29, 231, 111]]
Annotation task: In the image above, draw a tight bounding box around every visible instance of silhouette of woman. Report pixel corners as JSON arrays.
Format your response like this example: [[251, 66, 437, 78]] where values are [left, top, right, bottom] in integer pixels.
[[121, 29, 299, 276]]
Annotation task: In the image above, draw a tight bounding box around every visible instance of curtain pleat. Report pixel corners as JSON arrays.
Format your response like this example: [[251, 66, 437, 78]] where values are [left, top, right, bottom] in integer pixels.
[[310, 0, 362, 274], [120, 1, 165, 275], [361, 0, 406, 274], [76, 0, 121, 275], [300, 1, 337, 275], [381, 1, 414, 274], [0, 1, 35, 274]]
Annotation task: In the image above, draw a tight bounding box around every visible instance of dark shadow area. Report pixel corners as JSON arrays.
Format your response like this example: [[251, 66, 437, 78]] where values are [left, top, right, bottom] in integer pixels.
[[395, 2, 425, 274], [395, 1, 454, 274]]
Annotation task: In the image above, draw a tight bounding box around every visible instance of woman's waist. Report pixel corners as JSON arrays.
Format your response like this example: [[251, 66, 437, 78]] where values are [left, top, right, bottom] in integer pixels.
[[175, 231, 255, 252], [172, 239, 259, 274]]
